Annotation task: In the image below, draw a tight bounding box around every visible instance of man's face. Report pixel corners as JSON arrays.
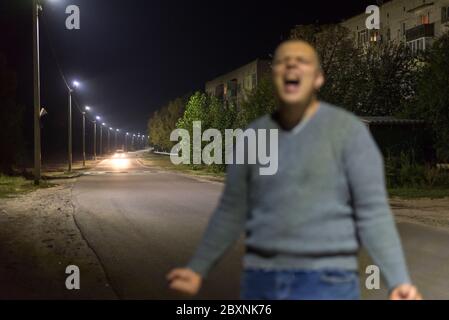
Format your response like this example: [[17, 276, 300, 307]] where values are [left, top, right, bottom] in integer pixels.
[[272, 41, 324, 106]]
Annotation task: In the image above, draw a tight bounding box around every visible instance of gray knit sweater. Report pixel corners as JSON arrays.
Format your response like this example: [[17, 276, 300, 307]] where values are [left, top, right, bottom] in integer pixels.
[[187, 102, 410, 290]]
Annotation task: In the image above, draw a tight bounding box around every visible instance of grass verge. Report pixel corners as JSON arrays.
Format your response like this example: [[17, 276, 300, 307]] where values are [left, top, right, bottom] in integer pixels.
[[388, 187, 449, 199], [141, 152, 225, 181], [0, 175, 55, 199]]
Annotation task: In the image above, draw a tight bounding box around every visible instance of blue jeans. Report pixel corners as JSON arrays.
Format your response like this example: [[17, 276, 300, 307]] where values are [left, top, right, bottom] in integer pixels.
[[241, 269, 361, 300]]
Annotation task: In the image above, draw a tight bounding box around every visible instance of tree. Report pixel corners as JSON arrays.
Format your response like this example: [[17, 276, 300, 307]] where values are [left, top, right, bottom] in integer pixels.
[[236, 75, 276, 127], [290, 24, 419, 116], [290, 24, 359, 108], [148, 97, 185, 151], [406, 32, 449, 161], [0, 53, 24, 174], [347, 42, 419, 116]]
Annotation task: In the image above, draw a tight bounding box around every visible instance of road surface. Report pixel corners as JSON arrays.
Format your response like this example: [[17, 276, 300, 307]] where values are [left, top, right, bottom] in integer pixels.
[[72, 151, 449, 299]]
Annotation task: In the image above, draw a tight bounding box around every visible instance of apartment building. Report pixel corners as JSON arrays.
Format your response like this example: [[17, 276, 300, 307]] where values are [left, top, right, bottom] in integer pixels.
[[205, 59, 271, 107], [341, 0, 449, 53]]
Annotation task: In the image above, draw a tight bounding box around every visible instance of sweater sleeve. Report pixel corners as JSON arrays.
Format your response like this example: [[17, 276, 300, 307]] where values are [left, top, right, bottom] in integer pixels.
[[187, 159, 248, 277], [343, 120, 411, 291]]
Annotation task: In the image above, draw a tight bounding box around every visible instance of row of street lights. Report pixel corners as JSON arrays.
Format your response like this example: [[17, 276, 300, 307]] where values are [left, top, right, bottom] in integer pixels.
[[32, 0, 148, 185], [67, 81, 149, 172]]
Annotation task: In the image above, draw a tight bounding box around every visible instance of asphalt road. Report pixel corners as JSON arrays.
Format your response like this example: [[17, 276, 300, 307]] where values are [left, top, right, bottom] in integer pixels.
[[72, 151, 449, 300]]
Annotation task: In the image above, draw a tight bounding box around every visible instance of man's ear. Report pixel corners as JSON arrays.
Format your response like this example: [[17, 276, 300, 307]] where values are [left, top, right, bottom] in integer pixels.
[[314, 72, 325, 90]]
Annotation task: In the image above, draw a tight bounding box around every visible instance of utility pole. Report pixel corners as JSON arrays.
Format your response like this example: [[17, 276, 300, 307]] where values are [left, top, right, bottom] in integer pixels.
[[68, 90, 73, 172], [107, 129, 111, 154], [125, 133, 128, 151], [100, 124, 103, 156], [93, 120, 97, 160], [82, 111, 86, 167], [32, 0, 42, 185]]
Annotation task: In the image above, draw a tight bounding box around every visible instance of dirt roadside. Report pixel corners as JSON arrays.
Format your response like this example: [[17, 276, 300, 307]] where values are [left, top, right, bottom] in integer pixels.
[[391, 197, 449, 231], [0, 180, 117, 299]]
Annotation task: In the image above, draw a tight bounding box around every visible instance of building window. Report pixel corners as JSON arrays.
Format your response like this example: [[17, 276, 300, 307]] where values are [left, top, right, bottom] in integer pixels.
[[244, 75, 252, 90], [370, 30, 380, 42], [442, 7, 449, 23], [387, 28, 391, 41], [358, 29, 369, 46], [215, 84, 225, 100], [419, 13, 430, 25], [227, 79, 238, 98]]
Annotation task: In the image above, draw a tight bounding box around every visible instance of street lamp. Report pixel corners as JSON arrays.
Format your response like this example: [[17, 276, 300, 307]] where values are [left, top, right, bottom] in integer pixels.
[[115, 129, 119, 150], [32, 0, 42, 184], [67, 80, 80, 172], [93, 116, 100, 160], [100, 123, 106, 156], [125, 132, 129, 152], [81, 106, 89, 167], [108, 128, 113, 154]]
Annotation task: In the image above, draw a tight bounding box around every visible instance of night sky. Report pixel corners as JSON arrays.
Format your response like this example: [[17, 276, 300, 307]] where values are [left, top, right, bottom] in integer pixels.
[[2, 0, 375, 160]]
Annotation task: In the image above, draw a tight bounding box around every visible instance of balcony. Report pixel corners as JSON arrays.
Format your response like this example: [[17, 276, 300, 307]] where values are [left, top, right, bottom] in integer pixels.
[[406, 23, 435, 42]]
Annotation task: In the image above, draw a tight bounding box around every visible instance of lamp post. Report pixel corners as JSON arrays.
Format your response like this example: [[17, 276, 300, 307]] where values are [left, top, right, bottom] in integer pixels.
[[108, 128, 113, 154], [32, 0, 42, 185], [125, 132, 129, 151], [67, 80, 79, 172], [82, 106, 90, 167], [115, 129, 119, 150], [100, 123, 106, 156], [93, 116, 100, 160], [132, 134, 135, 150]]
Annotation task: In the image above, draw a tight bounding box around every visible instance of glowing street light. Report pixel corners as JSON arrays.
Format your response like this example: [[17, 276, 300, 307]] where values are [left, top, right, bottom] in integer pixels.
[[99, 122, 106, 156], [114, 129, 120, 150], [107, 127, 113, 154], [65, 80, 82, 172], [93, 115, 101, 161], [125, 132, 129, 151]]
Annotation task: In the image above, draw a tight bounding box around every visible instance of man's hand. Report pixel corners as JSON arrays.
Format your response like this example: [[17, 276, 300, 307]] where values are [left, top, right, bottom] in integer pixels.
[[389, 284, 422, 300], [167, 268, 202, 296]]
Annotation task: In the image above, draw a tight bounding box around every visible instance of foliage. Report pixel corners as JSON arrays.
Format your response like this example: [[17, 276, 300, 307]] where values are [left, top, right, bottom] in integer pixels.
[[385, 152, 449, 188], [148, 97, 185, 151], [0, 174, 53, 198], [237, 75, 276, 126], [404, 32, 449, 161], [348, 42, 419, 116], [147, 28, 449, 175], [290, 24, 419, 117]]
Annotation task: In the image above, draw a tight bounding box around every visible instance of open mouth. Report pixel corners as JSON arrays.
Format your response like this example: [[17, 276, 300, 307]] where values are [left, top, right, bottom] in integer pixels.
[[284, 77, 301, 93]]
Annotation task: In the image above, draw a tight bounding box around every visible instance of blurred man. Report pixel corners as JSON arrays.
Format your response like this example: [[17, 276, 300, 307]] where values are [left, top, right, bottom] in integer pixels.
[[167, 40, 421, 300]]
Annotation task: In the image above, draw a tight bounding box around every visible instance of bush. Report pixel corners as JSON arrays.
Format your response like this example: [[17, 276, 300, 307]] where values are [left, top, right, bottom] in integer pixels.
[[404, 31, 449, 162], [385, 152, 449, 188]]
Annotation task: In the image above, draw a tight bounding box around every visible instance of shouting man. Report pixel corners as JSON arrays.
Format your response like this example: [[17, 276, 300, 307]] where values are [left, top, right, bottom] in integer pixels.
[[167, 40, 421, 300]]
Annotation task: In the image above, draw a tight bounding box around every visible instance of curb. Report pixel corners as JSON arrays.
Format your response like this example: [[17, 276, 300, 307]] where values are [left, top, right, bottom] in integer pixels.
[[41, 173, 85, 180]]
